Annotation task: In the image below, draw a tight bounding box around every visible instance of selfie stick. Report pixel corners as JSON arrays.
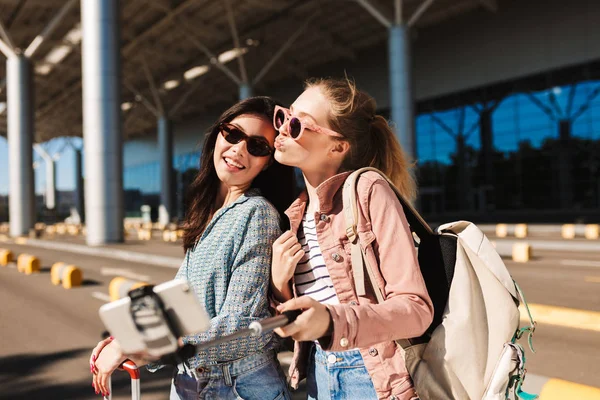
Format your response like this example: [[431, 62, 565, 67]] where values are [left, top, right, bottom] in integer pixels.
[[194, 310, 301, 351]]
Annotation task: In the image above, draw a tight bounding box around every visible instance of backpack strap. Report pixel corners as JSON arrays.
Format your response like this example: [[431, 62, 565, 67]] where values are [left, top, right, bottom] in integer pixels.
[[512, 280, 537, 353], [342, 167, 430, 349], [342, 170, 366, 296]]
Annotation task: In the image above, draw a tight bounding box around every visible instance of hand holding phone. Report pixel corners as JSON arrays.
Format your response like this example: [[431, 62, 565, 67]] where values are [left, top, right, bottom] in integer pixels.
[[98, 279, 210, 359]]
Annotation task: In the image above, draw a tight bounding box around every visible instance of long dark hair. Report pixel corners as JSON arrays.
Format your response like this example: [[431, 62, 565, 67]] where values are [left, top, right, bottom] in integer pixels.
[[182, 96, 297, 251]]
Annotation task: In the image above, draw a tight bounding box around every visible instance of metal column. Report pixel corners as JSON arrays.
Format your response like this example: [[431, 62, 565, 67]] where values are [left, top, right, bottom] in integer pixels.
[[7, 56, 35, 237], [239, 83, 252, 100], [45, 159, 56, 210], [158, 116, 173, 227], [557, 120, 573, 208], [33, 144, 57, 211], [74, 148, 85, 223], [388, 25, 415, 160], [81, 0, 123, 245]]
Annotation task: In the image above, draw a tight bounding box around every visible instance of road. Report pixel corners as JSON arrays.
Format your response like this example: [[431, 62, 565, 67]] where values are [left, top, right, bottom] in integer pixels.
[[0, 239, 598, 399]]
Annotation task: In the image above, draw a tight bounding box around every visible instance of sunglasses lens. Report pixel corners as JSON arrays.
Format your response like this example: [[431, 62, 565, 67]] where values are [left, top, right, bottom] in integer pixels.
[[222, 124, 272, 157], [289, 117, 302, 138], [274, 109, 286, 129], [248, 140, 272, 157], [222, 125, 244, 144]]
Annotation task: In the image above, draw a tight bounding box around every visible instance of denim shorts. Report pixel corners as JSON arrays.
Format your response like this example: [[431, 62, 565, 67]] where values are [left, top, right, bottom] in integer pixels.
[[306, 343, 378, 400], [169, 350, 291, 400]]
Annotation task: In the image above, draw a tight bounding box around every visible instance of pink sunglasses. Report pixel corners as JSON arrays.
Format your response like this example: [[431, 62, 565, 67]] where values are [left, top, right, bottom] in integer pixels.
[[273, 105, 343, 140]]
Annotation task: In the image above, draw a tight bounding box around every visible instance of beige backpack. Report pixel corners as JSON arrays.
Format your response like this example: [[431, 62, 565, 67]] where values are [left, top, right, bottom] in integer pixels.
[[342, 167, 537, 400]]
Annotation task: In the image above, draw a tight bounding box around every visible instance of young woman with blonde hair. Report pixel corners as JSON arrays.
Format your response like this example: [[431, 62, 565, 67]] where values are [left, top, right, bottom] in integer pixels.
[[270, 77, 433, 400]]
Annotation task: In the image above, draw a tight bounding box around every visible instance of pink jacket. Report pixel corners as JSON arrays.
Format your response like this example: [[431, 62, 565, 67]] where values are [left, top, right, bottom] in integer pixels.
[[283, 171, 434, 400]]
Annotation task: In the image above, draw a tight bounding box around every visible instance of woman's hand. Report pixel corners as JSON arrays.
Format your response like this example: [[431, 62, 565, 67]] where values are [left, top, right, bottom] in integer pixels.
[[91, 339, 127, 397], [271, 231, 304, 301], [274, 296, 332, 341], [89, 336, 113, 375]]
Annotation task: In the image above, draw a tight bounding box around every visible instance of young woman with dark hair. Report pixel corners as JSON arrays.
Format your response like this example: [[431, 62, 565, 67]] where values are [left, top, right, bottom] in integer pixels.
[[89, 96, 296, 400]]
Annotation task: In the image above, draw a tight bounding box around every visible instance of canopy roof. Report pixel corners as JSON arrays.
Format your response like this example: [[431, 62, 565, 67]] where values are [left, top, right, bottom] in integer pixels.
[[0, 0, 499, 141]]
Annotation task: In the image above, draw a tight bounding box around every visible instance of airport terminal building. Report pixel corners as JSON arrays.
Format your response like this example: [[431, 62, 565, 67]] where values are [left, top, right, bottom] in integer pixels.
[[1, 0, 599, 244]]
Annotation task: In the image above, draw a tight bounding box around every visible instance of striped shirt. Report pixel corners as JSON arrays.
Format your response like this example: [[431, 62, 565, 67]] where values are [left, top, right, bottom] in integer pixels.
[[294, 212, 339, 305]]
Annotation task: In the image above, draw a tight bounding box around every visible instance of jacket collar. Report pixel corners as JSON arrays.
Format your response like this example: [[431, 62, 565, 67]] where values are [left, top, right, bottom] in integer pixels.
[[285, 171, 352, 233]]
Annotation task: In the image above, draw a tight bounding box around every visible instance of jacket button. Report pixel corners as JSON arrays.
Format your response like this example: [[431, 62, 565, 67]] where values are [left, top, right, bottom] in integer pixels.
[[368, 347, 378, 357], [332, 253, 341, 262], [196, 367, 205, 373], [320, 213, 329, 222], [340, 338, 349, 347]]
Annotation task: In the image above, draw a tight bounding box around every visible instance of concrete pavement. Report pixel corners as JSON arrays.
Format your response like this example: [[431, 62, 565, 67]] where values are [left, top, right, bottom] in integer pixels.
[[1, 237, 599, 398]]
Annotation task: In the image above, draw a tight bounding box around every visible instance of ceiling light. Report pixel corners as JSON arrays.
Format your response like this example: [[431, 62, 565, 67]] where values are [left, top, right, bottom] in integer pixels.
[[163, 80, 180, 90], [217, 47, 248, 64], [121, 102, 133, 111], [245, 38, 260, 47], [44, 45, 72, 65], [184, 65, 210, 80], [35, 64, 52, 75], [64, 23, 82, 45], [0, 102, 5, 114]]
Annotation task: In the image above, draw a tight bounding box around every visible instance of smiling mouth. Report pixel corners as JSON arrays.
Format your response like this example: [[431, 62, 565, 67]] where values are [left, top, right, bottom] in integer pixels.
[[224, 157, 245, 169]]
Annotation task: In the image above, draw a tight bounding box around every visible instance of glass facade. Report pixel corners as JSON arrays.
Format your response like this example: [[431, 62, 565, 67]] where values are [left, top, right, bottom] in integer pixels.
[[123, 151, 200, 218], [415, 79, 600, 219], [115, 80, 600, 222]]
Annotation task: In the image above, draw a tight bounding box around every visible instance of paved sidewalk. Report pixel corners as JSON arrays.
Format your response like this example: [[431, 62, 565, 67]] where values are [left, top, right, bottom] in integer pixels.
[[0, 235, 183, 268]]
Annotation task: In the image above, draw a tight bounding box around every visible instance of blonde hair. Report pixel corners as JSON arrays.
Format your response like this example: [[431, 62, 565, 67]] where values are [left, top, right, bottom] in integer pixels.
[[305, 77, 417, 202]]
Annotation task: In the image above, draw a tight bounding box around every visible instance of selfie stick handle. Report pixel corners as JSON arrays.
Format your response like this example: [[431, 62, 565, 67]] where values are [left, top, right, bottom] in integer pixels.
[[249, 310, 302, 335], [194, 310, 301, 351]]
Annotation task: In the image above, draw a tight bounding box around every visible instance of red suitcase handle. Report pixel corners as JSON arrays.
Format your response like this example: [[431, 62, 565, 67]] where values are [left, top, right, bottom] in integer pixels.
[[104, 360, 141, 400]]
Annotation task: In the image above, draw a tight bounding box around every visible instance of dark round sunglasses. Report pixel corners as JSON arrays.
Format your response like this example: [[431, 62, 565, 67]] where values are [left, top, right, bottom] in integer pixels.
[[219, 123, 274, 157]]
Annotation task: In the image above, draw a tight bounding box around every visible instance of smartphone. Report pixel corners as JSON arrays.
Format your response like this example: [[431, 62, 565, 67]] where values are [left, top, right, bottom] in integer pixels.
[[98, 279, 210, 358]]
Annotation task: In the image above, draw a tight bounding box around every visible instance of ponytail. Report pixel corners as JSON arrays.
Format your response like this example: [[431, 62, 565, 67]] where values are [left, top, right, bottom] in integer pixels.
[[368, 115, 417, 202]]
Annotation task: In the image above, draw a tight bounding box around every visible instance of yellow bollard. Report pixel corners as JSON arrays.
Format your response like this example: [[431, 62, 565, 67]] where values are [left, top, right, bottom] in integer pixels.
[[512, 243, 532, 263], [496, 224, 508, 238], [109, 277, 128, 301], [62, 265, 83, 289], [50, 262, 67, 285], [562, 224, 576, 239], [45, 225, 57, 237], [56, 224, 67, 235], [585, 224, 599, 240], [17, 254, 40, 274], [109, 277, 149, 301], [51, 262, 83, 288], [137, 229, 151, 240], [0, 249, 13, 266], [514, 224, 528, 238]]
